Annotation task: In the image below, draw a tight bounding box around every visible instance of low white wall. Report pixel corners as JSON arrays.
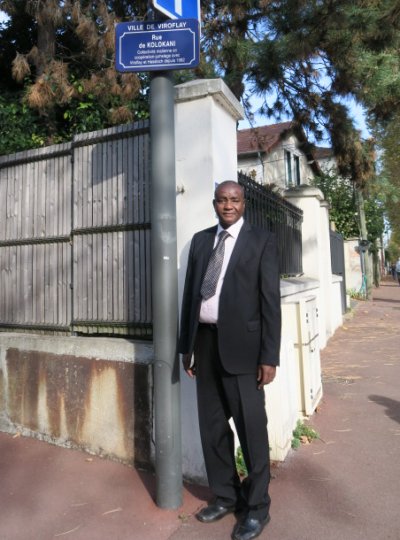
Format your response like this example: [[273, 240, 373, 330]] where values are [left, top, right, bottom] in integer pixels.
[[331, 275, 344, 332], [231, 278, 323, 464], [280, 278, 322, 416], [344, 238, 362, 292], [284, 186, 343, 347]]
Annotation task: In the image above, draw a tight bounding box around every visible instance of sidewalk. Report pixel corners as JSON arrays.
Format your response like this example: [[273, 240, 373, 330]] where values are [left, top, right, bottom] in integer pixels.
[[1, 277, 399, 540]]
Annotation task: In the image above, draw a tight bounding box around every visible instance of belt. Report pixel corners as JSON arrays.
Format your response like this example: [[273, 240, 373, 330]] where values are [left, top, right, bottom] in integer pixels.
[[198, 322, 218, 331]]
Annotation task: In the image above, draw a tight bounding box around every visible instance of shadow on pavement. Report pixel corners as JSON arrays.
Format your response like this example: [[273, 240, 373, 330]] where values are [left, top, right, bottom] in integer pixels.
[[368, 395, 400, 424]]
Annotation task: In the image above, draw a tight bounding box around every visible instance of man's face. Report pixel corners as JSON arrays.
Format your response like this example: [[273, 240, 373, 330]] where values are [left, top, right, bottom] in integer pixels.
[[213, 183, 245, 229]]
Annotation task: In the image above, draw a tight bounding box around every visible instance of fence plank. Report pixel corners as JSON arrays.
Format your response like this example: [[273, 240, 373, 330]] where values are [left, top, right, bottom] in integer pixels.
[[0, 167, 6, 241]]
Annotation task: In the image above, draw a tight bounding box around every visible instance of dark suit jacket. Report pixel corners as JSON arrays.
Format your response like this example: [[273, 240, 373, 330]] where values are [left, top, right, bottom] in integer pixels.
[[178, 221, 281, 374]]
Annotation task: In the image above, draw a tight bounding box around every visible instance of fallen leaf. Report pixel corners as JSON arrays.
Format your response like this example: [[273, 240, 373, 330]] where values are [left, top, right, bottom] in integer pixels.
[[102, 507, 122, 516], [12, 432, 21, 439], [309, 476, 330, 482], [54, 525, 82, 537]]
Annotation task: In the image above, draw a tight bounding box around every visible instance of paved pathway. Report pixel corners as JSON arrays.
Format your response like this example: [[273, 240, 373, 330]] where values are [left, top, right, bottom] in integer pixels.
[[1, 277, 399, 539]]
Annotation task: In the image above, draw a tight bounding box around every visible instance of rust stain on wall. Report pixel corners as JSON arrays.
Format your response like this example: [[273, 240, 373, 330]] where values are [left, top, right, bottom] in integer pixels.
[[5, 348, 152, 467], [114, 362, 152, 467], [7, 349, 40, 431]]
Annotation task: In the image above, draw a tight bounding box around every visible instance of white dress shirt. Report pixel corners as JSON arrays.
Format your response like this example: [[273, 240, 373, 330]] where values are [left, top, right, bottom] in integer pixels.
[[199, 217, 244, 324]]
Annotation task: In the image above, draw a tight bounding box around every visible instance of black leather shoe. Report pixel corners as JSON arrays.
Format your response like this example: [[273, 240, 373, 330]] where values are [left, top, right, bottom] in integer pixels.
[[231, 514, 271, 540], [196, 503, 236, 523]]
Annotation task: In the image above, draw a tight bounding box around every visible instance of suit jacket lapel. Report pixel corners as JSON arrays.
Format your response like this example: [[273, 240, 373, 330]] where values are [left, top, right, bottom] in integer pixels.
[[199, 226, 218, 280]]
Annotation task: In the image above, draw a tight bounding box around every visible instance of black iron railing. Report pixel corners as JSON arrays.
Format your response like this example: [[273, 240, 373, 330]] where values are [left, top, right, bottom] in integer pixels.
[[238, 172, 303, 275]]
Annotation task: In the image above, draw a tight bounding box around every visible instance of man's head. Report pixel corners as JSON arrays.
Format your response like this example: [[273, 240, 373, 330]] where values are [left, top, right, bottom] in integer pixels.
[[213, 181, 245, 229]]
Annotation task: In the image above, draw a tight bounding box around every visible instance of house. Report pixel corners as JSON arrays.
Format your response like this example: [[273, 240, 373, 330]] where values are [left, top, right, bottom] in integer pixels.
[[313, 146, 337, 173], [237, 121, 321, 188]]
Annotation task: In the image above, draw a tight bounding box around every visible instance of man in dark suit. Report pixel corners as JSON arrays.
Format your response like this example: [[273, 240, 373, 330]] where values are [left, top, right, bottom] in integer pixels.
[[179, 181, 281, 540]]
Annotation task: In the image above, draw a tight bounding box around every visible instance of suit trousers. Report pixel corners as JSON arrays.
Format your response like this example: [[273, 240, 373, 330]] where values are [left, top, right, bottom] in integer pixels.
[[194, 324, 271, 520]]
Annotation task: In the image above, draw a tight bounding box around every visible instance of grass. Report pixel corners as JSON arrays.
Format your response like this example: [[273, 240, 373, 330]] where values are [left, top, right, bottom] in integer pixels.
[[291, 420, 319, 449], [235, 446, 248, 477], [347, 288, 366, 300]]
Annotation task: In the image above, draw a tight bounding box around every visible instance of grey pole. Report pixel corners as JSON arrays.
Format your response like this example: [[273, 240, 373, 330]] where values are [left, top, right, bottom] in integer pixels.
[[150, 71, 182, 509]]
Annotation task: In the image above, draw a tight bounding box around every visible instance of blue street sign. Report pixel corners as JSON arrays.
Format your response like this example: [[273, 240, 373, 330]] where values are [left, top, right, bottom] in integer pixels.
[[151, 0, 200, 21], [115, 19, 199, 72]]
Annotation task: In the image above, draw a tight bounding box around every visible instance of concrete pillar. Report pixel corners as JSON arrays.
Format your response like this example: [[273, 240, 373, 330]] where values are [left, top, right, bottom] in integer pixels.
[[344, 238, 363, 291], [174, 79, 243, 482], [285, 185, 333, 348]]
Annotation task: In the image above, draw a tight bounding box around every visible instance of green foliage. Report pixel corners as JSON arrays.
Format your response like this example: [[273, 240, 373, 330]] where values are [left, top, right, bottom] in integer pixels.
[[291, 420, 319, 449], [0, 93, 47, 155], [235, 446, 248, 477], [386, 238, 400, 262], [371, 112, 400, 244], [62, 98, 106, 135], [0, 1, 150, 153], [312, 168, 386, 243], [312, 171, 359, 238], [347, 288, 366, 301]]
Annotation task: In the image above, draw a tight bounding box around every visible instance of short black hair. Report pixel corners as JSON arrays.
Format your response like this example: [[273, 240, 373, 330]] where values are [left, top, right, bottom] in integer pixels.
[[214, 181, 244, 199]]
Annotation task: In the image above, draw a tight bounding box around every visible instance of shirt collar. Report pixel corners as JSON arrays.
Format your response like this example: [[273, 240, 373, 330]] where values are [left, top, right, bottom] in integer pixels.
[[217, 217, 244, 239]]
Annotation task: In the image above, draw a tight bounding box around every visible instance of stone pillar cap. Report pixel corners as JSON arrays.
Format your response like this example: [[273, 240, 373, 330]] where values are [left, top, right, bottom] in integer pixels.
[[174, 78, 244, 121]]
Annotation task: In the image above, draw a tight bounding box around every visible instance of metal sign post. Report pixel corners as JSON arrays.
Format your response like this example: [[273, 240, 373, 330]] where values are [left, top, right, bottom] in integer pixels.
[[150, 70, 182, 509], [116, 0, 201, 510]]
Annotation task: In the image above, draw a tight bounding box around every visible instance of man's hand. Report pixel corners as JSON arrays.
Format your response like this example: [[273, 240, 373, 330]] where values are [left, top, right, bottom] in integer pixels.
[[257, 365, 276, 390], [182, 353, 196, 378]]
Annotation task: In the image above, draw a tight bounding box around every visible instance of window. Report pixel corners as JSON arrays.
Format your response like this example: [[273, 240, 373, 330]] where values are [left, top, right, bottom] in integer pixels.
[[294, 155, 301, 185], [285, 151, 301, 187], [285, 150, 292, 186]]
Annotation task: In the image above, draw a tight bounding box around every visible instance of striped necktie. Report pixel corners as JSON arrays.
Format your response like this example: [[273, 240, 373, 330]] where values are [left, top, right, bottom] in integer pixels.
[[200, 230, 230, 300]]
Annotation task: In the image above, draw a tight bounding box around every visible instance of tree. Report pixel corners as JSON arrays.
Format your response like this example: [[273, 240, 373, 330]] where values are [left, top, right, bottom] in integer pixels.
[[245, 1, 400, 187], [0, 0, 149, 145], [311, 171, 358, 239], [312, 169, 385, 242], [2, 0, 400, 174], [0, 92, 47, 154], [371, 112, 400, 238], [312, 162, 386, 295]]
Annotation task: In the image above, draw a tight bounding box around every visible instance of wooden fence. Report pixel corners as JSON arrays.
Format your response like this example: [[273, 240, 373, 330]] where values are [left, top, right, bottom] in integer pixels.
[[0, 121, 151, 337]]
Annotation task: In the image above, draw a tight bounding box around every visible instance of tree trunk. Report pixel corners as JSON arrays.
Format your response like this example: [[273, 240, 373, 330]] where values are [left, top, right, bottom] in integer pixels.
[[36, 15, 55, 76], [355, 187, 373, 299]]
